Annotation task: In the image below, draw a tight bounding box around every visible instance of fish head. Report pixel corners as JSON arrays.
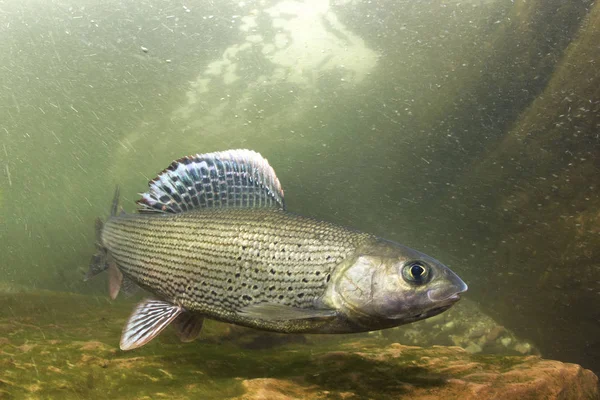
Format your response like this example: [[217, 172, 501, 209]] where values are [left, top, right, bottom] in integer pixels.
[[331, 239, 467, 328]]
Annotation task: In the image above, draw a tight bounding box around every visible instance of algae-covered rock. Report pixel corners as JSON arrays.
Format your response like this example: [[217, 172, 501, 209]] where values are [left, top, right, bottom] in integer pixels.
[[0, 291, 597, 399], [378, 298, 539, 357], [235, 345, 599, 400]]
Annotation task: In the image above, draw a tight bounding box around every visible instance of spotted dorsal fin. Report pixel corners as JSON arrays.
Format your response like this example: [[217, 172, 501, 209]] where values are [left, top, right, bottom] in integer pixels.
[[137, 149, 285, 213]]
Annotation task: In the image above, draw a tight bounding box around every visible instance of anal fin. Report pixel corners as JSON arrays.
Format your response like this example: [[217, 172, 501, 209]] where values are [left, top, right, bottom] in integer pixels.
[[120, 274, 141, 298], [120, 299, 183, 351], [173, 312, 204, 343]]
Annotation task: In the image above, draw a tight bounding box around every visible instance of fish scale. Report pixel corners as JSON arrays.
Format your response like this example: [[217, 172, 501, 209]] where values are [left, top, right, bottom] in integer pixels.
[[88, 149, 467, 351], [102, 207, 373, 317]]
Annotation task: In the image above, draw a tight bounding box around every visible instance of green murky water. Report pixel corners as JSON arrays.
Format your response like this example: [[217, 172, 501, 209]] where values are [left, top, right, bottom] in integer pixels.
[[1, 0, 599, 398]]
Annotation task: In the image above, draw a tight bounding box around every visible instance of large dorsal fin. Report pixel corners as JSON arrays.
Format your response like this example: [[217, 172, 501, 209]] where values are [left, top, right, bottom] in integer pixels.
[[137, 149, 285, 213]]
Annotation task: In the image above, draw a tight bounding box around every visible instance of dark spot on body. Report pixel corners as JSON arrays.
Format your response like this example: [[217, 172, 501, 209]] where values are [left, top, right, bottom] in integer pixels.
[[302, 278, 308, 283], [235, 273, 241, 278], [297, 293, 304, 298], [326, 274, 331, 283], [270, 268, 276, 275]]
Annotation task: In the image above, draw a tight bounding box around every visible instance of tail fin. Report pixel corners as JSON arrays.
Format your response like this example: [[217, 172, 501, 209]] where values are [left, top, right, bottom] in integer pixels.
[[84, 186, 120, 281], [85, 217, 108, 281], [85, 187, 139, 299]]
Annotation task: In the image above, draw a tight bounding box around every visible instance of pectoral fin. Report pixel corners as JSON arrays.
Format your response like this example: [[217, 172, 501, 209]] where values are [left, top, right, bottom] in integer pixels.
[[238, 303, 337, 322], [173, 312, 204, 343], [120, 299, 183, 351]]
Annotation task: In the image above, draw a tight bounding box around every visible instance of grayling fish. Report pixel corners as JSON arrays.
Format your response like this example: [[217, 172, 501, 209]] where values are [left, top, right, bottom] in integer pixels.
[[86, 149, 467, 350]]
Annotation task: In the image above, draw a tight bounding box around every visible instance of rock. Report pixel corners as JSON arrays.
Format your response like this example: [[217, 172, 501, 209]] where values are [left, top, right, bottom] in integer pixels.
[[464, 342, 483, 354], [16, 343, 35, 353], [77, 340, 114, 353], [514, 342, 533, 355], [234, 378, 321, 400], [235, 344, 599, 400], [0, 291, 597, 399], [380, 299, 539, 356], [47, 366, 63, 374], [485, 325, 506, 342]]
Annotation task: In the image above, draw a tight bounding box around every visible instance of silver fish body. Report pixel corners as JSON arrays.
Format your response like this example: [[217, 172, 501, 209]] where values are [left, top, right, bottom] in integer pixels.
[[88, 149, 467, 350], [103, 207, 371, 333]]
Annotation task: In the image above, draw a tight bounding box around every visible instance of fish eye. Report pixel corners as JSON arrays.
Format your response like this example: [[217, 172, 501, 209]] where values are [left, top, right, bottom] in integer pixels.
[[402, 261, 430, 284]]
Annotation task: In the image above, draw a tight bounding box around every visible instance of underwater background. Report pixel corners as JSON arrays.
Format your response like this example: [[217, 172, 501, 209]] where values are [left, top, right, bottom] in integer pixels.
[[0, 0, 599, 398]]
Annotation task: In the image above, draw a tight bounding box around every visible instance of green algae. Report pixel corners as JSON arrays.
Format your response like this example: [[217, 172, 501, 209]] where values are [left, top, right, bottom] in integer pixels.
[[0, 291, 596, 400], [0, 291, 379, 399], [471, 354, 525, 372]]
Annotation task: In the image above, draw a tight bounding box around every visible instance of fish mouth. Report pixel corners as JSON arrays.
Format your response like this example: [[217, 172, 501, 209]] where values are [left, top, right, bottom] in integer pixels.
[[427, 268, 468, 303], [388, 295, 459, 321], [443, 293, 462, 302], [427, 289, 464, 303], [386, 288, 464, 321], [426, 270, 467, 303], [390, 303, 454, 322], [403, 293, 462, 321]]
